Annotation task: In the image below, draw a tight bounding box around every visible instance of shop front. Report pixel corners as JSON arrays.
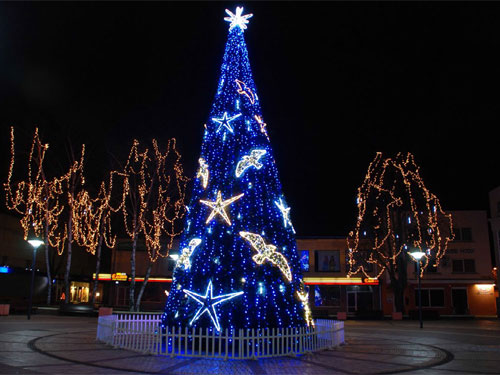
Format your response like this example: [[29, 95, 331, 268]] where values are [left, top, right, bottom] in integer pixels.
[[305, 276, 380, 318]]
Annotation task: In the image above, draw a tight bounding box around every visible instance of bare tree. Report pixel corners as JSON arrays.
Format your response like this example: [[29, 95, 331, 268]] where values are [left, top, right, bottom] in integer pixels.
[[347, 152, 454, 313], [60, 144, 86, 304], [73, 173, 122, 305], [120, 139, 188, 311], [4, 128, 67, 305]]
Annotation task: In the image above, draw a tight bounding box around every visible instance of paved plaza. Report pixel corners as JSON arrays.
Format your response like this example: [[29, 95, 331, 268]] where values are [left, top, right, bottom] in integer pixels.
[[0, 315, 499, 374]]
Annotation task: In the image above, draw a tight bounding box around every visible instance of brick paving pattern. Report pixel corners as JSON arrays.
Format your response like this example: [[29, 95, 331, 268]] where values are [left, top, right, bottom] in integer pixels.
[[1, 316, 500, 374]]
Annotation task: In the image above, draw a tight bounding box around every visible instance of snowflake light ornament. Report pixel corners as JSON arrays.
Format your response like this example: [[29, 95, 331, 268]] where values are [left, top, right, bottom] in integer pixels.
[[224, 7, 253, 31]]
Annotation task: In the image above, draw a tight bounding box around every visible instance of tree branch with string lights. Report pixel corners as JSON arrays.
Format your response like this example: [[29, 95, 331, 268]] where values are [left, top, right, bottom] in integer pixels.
[[119, 138, 188, 312], [347, 152, 454, 313], [73, 171, 124, 304], [4, 128, 68, 304]]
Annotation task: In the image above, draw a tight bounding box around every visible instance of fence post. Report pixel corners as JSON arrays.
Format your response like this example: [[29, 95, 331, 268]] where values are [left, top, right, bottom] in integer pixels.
[[239, 329, 243, 359], [99, 314, 342, 359]]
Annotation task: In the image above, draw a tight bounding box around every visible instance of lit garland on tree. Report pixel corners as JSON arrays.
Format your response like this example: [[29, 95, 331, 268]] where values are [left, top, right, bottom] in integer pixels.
[[163, 7, 310, 331], [4, 127, 68, 304], [5, 128, 68, 254], [119, 138, 188, 311], [347, 152, 454, 312]]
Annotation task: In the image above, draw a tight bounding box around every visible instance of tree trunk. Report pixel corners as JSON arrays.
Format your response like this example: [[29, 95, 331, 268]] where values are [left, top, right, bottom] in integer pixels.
[[129, 232, 137, 311], [135, 260, 152, 312], [44, 220, 52, 305], [64, 214, 73, 304], [92, 234, 104, 306], [391, 274, 405, 313]]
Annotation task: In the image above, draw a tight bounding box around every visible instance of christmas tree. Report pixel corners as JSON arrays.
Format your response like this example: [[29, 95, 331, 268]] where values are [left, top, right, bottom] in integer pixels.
[[162, 7, 312, 332]]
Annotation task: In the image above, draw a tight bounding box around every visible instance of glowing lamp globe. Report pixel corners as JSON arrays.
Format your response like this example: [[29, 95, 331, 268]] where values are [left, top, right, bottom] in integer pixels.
[[27, 239, 44, 249], [409, 249, 426, 261]]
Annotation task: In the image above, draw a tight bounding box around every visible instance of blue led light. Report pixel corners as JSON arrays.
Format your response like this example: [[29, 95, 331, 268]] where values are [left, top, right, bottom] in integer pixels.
[[0, 266, 10, 274], [162, 9, 308, 331]]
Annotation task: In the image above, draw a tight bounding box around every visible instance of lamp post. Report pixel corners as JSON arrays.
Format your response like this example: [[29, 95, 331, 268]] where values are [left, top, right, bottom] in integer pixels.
[[409, 248, 426, 329], [27, 237, 44, 320]]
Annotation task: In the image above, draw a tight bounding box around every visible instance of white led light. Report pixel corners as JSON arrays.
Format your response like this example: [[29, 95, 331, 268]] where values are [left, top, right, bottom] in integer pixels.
[[176, 238, 202, 270], [275, 197, 295, 233], [224, 7, 253, 31], [200, 190, 244, 226], [212, 112, 241, 133], [183, 280, 243, 332], [196, 158, 209, 189], [239, 231, 292, 282], [235, 149, 266, 178]]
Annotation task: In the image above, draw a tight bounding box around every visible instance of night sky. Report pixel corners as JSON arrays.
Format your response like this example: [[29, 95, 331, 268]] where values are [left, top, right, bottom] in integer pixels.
[[1, 2, 499, 236]]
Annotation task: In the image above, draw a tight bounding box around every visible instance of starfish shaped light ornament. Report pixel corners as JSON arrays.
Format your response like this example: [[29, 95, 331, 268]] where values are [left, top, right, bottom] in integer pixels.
[[224, 7, 253, 31], [183, 280, 243, 332], [212, 112, 242, 133], [200, 190, 244, 225]]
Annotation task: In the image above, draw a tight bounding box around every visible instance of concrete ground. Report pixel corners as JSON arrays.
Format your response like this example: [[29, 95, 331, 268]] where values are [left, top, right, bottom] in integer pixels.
[[0, 315, 499, 374]]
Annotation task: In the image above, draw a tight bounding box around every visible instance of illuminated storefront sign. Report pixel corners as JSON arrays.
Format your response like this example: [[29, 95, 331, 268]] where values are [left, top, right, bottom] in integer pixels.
[[111, 273, 128, 281], [92, 273, 172, 283], [475, 284, 494, 295], [304, 277, 378, 286]]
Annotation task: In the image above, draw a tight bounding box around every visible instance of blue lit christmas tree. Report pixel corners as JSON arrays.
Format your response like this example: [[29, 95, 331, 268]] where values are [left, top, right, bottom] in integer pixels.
[[162, 7, 312, 332]]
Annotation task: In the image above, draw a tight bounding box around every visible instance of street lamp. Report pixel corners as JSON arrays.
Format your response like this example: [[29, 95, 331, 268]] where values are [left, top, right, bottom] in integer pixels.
[[409, 248, 426, 329], [27, 237, 44, 320]]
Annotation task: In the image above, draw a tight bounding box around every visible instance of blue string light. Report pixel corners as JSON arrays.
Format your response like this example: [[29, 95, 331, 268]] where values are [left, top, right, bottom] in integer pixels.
[[162, 7, 308, 331]]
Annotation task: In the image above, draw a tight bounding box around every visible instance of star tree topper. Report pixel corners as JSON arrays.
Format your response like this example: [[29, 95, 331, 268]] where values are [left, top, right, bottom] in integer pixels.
[[224, 7, 253, 31], [200, 190, 244, 225], [183, 280, 243, 332]]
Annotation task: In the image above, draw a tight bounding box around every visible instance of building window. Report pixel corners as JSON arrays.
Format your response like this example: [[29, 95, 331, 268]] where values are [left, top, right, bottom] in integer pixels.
[[452, 259, 476, 273], [299, 250, 310, 272], [315, 250, 340, 272], [415, 289, 444, 307], [454, 227, 473, 242], [314, 285, 341, 307]]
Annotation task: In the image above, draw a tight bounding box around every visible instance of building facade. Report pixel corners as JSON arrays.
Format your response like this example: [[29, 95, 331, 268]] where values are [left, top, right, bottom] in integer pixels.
[[387, 210, 496, 317], [488, 186, 500, 316], [2, 208, 491, 317], [102, 211, 496, 317], [0, 213, 99, 309]]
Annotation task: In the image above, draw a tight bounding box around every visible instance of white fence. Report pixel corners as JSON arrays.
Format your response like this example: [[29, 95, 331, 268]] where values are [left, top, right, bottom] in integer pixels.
[[97, 313, 344, 359]]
